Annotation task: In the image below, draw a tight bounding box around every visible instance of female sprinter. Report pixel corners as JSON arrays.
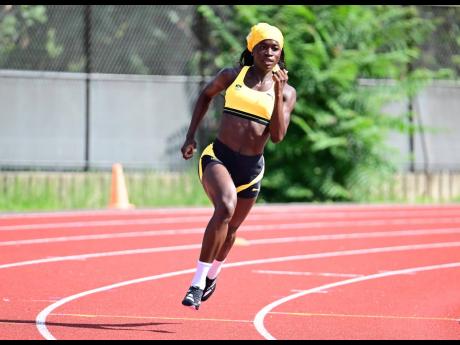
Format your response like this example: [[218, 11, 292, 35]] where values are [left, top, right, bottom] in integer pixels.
[[180, 22, 296, 309]]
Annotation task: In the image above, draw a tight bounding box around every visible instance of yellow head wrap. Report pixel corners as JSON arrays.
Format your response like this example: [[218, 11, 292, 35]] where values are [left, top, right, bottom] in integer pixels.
[[246, 23, 284, 52]]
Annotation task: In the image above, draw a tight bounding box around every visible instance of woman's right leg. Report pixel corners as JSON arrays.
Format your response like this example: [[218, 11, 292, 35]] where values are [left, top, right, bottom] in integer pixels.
[[199, 162, 238, 263], [182, 161, 237, 309]]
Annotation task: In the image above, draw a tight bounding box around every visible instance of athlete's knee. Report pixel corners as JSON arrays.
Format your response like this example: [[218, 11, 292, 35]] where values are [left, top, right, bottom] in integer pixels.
[[214, 195, 237, 223]]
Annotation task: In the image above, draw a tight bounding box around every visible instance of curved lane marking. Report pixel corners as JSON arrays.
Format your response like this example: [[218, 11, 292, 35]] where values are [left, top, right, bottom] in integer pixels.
[[35, 241, 460, 340], [253, 262, 460, 340]]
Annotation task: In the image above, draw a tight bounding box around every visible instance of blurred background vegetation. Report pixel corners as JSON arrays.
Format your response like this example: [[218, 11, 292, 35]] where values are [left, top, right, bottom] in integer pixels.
[[195, 5, 458, 203], [1, 5, 459, 211]]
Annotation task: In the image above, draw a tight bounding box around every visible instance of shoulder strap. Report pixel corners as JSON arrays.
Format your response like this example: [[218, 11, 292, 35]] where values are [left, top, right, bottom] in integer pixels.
[[234, 65, 250, 84]]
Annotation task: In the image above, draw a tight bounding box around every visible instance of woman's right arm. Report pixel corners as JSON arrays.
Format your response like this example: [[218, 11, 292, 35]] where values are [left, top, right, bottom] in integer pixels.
[[181, 67, 239, 160]]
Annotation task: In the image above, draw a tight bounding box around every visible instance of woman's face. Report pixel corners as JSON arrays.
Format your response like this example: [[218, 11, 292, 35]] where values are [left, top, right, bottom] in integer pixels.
[[252, 39, 282, 71]]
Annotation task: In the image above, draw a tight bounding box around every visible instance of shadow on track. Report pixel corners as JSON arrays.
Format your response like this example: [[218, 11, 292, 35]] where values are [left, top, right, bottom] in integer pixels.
[[0, 319, 178, 334]]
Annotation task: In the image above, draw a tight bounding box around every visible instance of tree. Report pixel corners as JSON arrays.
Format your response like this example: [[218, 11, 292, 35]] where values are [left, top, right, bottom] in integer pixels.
[[0, 5, 200, 75], [197, 5, 446, 202], [0, 5, 47, 65]]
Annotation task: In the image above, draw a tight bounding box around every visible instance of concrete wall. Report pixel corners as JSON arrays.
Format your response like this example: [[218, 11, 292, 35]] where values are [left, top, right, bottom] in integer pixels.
[[376, 80, 460, 171], [1, 70, 460, 171], [0, 70, 207, 170], [0, 71, 86, 167]]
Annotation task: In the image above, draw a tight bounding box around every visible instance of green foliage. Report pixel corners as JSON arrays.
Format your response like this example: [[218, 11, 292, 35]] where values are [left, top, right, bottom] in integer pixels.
[[416, 6, 460, 77], [0, 5, 47, 64], [0, 5, 198, 74], [197, 5, 446, 202]]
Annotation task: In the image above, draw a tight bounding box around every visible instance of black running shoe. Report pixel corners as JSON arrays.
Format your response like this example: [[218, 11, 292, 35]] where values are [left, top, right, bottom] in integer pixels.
[[181, 286, 203, 310], [201, 277, 217, 302]]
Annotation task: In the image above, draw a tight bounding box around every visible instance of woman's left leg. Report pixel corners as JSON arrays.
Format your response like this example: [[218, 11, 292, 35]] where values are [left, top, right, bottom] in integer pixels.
[[200, 196, 257, 302], [216, 196, 257, 261]]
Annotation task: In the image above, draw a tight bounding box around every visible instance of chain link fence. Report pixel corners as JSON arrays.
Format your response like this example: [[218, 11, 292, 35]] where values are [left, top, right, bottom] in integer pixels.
[[0, 5, 202, 75], [0, 5, 459, 209], [1, 5, 458, 77], [1, 5, 459, 171], [415, 5, 460, 78]]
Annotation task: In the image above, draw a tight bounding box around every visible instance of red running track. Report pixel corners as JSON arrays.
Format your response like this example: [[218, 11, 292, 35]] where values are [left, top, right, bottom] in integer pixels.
[[0, 203, 459, 340]]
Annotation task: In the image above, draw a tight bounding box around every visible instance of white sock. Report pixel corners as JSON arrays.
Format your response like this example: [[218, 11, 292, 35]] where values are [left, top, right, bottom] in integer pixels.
[[191, 260, 212, 290], [207, 259, 225, 280]]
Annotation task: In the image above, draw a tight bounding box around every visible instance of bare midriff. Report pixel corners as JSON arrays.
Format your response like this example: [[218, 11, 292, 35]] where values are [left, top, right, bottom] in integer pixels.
[[216, 112, 270, 156]]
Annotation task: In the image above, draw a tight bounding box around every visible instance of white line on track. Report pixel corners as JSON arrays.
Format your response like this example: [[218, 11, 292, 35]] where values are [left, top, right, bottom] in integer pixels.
[[253, 270, 363, 278], [3, 219, 460, 246], [253, 261, 460, 340], [0, 243, 202, 269], [290, 289, 328, 293], [0, 207, 211, 219], [3, 210, 460, 231], [3, 228, 460, 269], [35, 241, 460, 340], [2, 203, 459, 219]]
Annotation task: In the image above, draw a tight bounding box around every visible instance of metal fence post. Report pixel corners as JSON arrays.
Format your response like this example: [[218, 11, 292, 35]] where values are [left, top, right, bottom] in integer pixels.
[[84, 5, 92, 171]]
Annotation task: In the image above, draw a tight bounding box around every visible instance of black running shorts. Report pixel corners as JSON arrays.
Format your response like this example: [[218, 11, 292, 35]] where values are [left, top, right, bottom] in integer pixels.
[[198, 138, 265, 199]]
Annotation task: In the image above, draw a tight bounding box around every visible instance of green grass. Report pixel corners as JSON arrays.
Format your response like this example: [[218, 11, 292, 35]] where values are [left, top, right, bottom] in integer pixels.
[[0, 170, 458, 212], [0, 170, 211, 212]]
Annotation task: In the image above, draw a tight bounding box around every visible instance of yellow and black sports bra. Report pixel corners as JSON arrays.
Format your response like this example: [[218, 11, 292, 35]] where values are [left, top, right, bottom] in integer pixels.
[[223, 66, 275, 126]]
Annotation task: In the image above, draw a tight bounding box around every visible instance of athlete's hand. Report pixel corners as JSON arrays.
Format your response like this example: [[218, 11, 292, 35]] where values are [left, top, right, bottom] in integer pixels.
[[272, 67, 288, 95], [181, 137, 197, 160]]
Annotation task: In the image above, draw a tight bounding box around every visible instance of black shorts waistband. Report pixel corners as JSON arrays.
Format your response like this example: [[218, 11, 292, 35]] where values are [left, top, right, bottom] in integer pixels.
[[213, 138, 263, 161]]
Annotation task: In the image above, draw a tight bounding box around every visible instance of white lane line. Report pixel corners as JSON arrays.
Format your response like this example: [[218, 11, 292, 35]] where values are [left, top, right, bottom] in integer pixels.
[[3, 211, 460, 231], [290, 289, 328, 293], [253, 270, 363, 278], [3, 219, 460, 246], [0, 215, 212, 231], [253, 261, 460, 340], [0, 243, 202, 269], [35, 241, 460, 340], [3, 227, 460, 269], [35, 268, 196, 340], [0, 207, 212, 219], [0, 228, 207, 246], [247, 228, 460, 245], [2, 203, 459, 219]]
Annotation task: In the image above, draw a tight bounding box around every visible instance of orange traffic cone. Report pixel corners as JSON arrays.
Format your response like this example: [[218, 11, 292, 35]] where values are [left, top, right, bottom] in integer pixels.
[[108, 163, 134, 209]]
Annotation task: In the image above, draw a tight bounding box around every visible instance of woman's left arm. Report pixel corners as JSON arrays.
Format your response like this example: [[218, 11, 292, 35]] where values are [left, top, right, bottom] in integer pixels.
[[270, 69, 297, 143]]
